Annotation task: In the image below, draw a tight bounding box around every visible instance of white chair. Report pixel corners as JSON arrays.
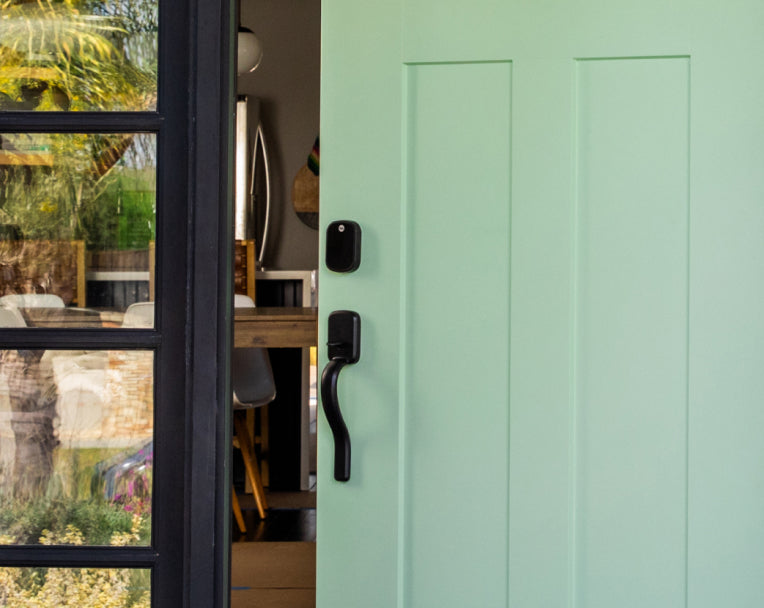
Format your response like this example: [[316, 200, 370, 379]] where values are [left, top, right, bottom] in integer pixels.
[[232, 294, 276, 528], [0, 303, 26, 327], [0, 294, 65, 309], [122, 302, 155, 328], [122, 297, 276, 529]]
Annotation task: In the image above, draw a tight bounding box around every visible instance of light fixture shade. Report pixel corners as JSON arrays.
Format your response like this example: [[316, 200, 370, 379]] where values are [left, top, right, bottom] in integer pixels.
[[237, 27, 263, 74]]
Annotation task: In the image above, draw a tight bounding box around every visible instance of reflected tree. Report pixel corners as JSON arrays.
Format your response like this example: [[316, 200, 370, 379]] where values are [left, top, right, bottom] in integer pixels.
[[1, 350, 57, 500], [0, 0, 158, 243], [0, 0, 157, 498]]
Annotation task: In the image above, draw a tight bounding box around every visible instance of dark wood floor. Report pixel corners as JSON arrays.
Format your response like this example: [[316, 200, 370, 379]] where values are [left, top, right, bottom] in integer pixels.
[[230, 492, 317, 607], [233, 504, 316, 543], [232, 491, 316, 543]]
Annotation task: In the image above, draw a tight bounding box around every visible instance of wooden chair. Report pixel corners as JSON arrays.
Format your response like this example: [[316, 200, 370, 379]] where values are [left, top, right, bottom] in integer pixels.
[[72, 240, 86, 307], [148, 241, 156, 302], [232, 239, 271, 485], [234, 239, 256, 301], [231, 294, 276, 531]]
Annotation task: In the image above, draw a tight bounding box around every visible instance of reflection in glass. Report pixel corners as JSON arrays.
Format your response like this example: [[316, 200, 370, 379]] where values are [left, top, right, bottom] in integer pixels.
[[0, 133, 156, 327], [0, 0, 157, 112], [0, 349, 153, 546], [0, 566, 150, 607]]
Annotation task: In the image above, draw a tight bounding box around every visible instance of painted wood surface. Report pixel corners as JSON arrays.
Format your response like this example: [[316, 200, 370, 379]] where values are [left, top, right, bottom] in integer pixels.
[[319, 1, 764, 606]]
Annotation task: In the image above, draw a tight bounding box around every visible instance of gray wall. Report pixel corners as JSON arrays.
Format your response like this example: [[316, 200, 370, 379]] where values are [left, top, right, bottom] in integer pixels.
[[239, 0, 320, 270]]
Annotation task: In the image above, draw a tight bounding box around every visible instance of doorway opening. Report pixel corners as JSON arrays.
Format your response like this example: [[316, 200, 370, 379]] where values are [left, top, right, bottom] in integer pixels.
[[231, 0, 320, 606]]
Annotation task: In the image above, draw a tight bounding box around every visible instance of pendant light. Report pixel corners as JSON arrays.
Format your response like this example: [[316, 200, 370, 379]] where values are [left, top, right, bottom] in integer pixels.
[[237, 27, 263, 74]]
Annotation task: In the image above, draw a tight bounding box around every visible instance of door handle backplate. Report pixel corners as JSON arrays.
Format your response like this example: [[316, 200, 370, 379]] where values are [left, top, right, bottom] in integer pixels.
[[320, 310, 360, 482]]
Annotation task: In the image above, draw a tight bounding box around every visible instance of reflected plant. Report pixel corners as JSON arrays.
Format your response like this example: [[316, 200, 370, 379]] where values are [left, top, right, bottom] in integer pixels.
[[0, 133, 155, 244], [0, 497, 150, 546], [0, 0, 157, 246], [0, 519, 150, 607], [0, 0, 156, 111]]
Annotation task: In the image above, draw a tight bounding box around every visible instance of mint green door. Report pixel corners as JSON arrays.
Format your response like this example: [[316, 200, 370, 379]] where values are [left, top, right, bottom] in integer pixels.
[[318, 1, 764, 606]]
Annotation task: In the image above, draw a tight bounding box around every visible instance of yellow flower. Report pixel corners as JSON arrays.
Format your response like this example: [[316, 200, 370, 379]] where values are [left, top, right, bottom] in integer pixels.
[[39, 201, 58, 214]]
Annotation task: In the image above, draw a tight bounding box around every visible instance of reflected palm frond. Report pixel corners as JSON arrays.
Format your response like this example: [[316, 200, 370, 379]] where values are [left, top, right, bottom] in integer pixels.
[[0, 0, 156, 111]]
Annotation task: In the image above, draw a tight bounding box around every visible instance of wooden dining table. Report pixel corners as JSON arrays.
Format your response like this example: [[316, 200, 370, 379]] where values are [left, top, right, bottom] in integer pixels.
[[233, 306, 318, 348], [20, 305, 319, 349]]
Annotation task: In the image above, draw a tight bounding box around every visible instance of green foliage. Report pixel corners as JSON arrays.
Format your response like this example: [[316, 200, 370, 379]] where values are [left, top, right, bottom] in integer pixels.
[[117, 189, 155, 249], [0, 153, 76, 241], [77, 165, 156, 250], [0, 520, 151, 607], [0, 0, 157, 112], [0, 564, 151, 608], [56, 447, 118, 501], [0, 0, 157, 248], [0, 497, 150, 546], [0, 133, 156, 248]]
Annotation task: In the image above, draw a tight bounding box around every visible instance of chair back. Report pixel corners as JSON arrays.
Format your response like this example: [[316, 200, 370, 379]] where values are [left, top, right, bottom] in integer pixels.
[[123, 302, 155, 328], [234, 294, 255, 309], [232, 347, 277, 408], [0, 303, 27, 327], [231, 294, 275, 408], [119, 297, 275, 407], [0, 293, 65, 308]]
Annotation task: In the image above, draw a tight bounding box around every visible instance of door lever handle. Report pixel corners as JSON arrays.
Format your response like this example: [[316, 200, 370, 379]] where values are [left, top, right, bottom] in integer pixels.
[[321, 358, 352, 482], [320, 310, 360, 482]]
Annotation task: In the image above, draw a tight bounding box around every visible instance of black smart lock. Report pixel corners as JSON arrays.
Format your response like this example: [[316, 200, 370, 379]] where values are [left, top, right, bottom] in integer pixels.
[[325, 220, 362, 272]]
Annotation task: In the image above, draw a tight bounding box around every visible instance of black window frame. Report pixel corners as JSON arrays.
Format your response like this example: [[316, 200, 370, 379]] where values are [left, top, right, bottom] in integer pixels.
[[0, 0, 235, 605]]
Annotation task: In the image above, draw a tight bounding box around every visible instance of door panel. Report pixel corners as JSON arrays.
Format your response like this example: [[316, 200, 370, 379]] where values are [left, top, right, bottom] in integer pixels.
[[321, 1, 764, 607], [403, 61, 511, 607], [573, 57, 690, 606]]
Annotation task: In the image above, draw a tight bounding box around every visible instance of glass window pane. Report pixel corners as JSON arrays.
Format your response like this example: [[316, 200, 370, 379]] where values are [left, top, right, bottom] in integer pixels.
[[0, 349, 153, 546], [0, 567, 151, 606], [0, 0, 157, 112], [0, 133, 156, 328]]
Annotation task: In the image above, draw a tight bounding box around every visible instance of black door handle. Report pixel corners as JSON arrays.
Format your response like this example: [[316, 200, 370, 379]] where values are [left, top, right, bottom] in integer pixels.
[[320, 310, 360, 481]]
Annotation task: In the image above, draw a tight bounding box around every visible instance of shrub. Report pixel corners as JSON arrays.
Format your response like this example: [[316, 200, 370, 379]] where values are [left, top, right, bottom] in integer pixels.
[[0, 497, 149, 546], [0, 518, 150, 607]]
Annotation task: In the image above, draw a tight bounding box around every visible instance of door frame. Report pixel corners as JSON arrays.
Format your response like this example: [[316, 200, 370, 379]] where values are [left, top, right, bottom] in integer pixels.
[[0, 0, 236, 604], [184, 0, 237, 604]]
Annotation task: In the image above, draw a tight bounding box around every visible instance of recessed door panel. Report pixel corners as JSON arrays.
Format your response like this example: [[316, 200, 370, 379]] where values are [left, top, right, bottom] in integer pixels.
[[403, 61, 511, 607], [574, 57, 690, 607]]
